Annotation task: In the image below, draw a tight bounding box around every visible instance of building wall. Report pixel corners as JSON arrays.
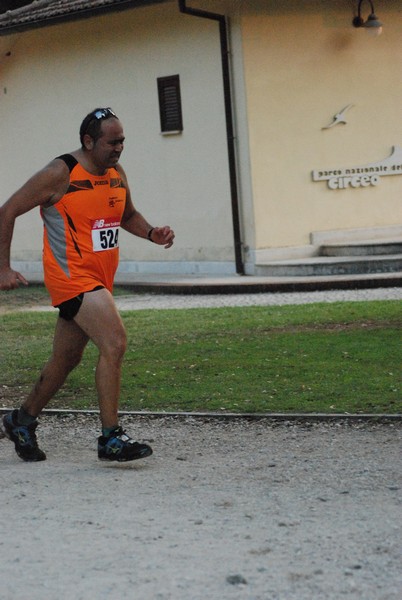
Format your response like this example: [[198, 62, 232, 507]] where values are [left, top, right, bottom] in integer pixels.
[[0, 1, 239, 275], [1, 0, 401, 277], [239, 0, 402, 258]]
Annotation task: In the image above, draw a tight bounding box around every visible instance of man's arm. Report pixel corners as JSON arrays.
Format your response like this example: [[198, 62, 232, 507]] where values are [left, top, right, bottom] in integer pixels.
[[0, 160, 70, 290], [118, 164, 175, 249]]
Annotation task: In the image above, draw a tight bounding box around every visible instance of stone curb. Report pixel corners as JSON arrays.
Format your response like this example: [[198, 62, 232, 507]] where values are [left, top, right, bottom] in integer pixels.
[[118, 276, 402, 295], [1, 408, 400, 423]]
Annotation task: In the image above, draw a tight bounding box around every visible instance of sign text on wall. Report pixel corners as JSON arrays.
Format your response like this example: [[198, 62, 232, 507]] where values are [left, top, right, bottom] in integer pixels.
[[312, 146, 402, 190]]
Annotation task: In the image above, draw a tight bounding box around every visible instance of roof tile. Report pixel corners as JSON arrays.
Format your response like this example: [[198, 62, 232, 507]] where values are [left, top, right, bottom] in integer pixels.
[[0, 0, 166, 33]]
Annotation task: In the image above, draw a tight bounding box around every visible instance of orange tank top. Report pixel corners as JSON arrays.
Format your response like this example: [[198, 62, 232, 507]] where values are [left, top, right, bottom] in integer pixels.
[[41, 155, 127, 306]]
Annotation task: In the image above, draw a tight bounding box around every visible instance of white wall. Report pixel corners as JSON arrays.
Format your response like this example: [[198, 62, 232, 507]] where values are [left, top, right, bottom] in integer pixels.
[[0, 2, 238, 273]]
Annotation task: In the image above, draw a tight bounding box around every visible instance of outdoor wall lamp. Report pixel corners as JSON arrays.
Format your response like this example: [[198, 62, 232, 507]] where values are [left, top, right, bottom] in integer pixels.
[[353, 0, 383, 35]]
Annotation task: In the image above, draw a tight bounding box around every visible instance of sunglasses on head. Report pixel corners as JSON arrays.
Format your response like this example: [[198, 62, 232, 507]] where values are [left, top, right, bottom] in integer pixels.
[[92, 107, 117, 120], [81, 107, 118, 140]]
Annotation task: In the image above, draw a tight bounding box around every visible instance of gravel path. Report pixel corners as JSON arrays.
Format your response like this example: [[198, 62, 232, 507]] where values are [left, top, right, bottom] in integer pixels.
[[1, 414, 401, 600], [114, 287, 402, 311], [9, 286, 402, 313], [1, 287, 401, 599]]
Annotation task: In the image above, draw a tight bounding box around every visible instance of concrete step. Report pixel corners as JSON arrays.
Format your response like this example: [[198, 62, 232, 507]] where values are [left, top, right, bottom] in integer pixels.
[[320, 241, 402, 257], [255, 254, 402, 277], [15, 265, 402, 293]]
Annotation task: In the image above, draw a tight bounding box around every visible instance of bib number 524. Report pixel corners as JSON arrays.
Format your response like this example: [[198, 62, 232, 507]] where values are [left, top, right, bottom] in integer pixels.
[[91, 221, 120, 252], [99, 228, 119, 249]]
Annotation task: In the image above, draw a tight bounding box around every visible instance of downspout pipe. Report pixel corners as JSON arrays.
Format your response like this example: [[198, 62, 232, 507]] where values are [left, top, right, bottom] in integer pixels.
[[178, 0, 245, 275]]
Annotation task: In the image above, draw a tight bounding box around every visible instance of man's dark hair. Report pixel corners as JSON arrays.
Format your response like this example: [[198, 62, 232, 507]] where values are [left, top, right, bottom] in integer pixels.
[[79, 107, 118, 147]]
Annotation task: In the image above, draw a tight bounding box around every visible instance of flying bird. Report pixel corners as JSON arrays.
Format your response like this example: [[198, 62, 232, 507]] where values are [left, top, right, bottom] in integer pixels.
[[322, 104, 354, 129]]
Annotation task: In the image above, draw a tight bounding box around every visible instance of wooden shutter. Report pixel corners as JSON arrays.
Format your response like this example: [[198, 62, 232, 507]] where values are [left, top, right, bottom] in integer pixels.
[[157, 75, 183, 133]]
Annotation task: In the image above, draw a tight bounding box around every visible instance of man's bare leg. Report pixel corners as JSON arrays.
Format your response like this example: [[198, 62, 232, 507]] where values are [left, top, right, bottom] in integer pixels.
[[22, 317, 89, 417], [2, 317, 89, 461], [73, 288, 152, 461], [4, 287, 152, 462], [72, 287, 127, 429]]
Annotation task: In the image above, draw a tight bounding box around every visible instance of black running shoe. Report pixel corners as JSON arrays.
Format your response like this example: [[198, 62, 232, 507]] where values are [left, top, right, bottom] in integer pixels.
[[2, 409, 46, 462], [98, 426, 153, 462]]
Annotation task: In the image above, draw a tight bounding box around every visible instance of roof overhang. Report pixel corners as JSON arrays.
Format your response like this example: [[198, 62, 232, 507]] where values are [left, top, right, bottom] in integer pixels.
[[0, 0, 169, 37]]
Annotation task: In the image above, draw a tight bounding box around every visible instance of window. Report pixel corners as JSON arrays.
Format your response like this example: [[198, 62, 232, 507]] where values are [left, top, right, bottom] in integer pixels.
[[157, 75, 183, 134]]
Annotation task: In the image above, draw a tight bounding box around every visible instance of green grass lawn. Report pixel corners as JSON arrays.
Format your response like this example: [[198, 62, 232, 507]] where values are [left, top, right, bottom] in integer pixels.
[[0, 299, 401, 414]]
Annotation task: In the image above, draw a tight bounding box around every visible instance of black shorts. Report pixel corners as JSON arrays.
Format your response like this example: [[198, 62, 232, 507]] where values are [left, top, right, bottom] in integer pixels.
[[56, 286, 104, 321]]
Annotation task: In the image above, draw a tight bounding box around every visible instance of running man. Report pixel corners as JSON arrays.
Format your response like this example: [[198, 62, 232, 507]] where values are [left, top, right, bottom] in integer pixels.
[[0, 107, 175, 462]]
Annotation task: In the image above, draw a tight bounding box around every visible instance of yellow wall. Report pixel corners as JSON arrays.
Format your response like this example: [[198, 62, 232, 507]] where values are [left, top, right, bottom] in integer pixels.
[[240, 0, 402, 250]]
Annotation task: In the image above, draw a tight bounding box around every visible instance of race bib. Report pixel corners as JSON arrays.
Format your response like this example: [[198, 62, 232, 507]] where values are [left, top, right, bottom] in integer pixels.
[[91, 218, 120, 252]]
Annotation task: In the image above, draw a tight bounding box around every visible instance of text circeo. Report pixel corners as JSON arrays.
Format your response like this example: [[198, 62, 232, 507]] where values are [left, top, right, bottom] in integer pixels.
[[328, 174, 380, 190]]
